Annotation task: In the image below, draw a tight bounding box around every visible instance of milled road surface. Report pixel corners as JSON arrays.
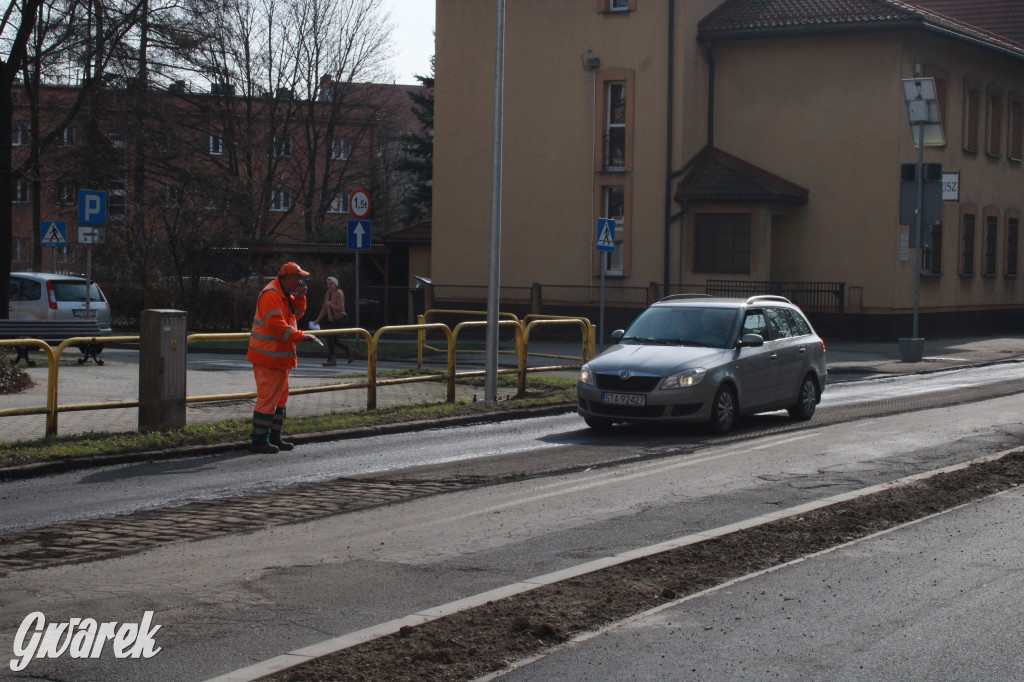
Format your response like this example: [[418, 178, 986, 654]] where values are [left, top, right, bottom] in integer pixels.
[[2, 370, 1024, 680]]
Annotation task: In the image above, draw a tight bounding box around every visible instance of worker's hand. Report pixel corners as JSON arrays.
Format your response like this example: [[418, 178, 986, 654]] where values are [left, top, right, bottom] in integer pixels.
[[294, 284, 308, 297], [305, 333, 323, 346]]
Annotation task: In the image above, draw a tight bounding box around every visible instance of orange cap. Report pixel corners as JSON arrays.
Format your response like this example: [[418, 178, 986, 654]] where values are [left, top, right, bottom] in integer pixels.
[[279, 262, 310, 276]]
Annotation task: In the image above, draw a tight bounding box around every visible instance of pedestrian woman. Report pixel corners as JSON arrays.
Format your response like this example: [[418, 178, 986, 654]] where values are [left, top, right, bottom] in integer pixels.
[[247, 262, 321, 454], [314, 275, 356, 365]]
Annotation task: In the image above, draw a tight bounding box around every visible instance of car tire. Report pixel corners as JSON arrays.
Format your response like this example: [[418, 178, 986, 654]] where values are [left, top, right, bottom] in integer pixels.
[[788, 374, 818, 420], [584, 417, 614, 431], [708, 385, 737, 434]]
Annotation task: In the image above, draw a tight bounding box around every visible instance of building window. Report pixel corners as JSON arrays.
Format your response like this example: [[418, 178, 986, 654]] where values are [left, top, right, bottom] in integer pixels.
[[328, 192, 349, 213], [694, 213, 751, 274], [964, 79, 980, 153], [331, 138, 351, 161], [108, 171, 126, 227], [604, 185, 625, 275], [1007, 216, 1019, 277], [58, 127, 75, 148], [921, 225, 942, 275], [57, 182, 76, 205], [960, 213, 976, 276], [158, 184, 180, 208], [984, 214, 998, 276], [12, 238, 28, 263], [109, 128, 127, 150], [1010, 94, 1024, 161], [12, 122, 28, 147], [272, 135, 292, 158], [609, 0, 630, 10], [207, 132, 225, 155], [603, 82, 626, 172], [13, 178, 29, 204], [270, 189, 291, 212], [987, 85, 1002, 157]]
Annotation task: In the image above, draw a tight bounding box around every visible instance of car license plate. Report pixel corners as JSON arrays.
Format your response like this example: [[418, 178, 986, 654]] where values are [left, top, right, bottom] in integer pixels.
[[601, 392, 646, 406], [73, 309, 97, 318]]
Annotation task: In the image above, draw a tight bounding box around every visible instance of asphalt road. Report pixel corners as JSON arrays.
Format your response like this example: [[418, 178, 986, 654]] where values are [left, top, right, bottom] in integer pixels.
[[3, 364, 1024, 680]]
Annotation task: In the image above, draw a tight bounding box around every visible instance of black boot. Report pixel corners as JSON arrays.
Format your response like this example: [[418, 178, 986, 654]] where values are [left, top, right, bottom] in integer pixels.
[[250, 440, 279, 454], [269, 433, 295, 451]]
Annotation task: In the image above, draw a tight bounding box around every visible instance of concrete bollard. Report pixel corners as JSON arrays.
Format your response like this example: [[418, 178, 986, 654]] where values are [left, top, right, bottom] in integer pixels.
[[139, 309, 188, 432]]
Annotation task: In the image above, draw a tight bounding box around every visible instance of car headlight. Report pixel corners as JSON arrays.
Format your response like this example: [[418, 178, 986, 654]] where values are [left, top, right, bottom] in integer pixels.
[[579, 364, 596, 386], [661, 367, 707, 390]]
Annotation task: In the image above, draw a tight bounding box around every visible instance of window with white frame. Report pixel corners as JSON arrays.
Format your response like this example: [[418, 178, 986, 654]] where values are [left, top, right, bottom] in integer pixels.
[[609, 0, 630, 10], [58, 127, 75, 147], [57, 182, 76, 205], [13, 178, 29, 204], [12, 122, 28, 147], [108, 172, 126, 227], [109, 128, 127, 149], [604, 82, 626, 171], [207, 132, 226, 155], [921, 224, 942, 275], [270, 189, 291, 211], [328, 192, 349, 213], [603, 185, 625, 274], [272, 135, 292, 158], [331, 138, 351, 160]]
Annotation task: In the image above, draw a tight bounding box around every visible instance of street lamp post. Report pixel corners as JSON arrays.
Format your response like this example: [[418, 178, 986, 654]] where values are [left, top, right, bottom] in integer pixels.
[[484, 0, 506, 402], [900, 78, 944, 362]]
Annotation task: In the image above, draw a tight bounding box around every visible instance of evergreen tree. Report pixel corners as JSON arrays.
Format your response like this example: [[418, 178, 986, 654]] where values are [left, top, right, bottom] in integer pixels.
[[398, 58, 433, 224]]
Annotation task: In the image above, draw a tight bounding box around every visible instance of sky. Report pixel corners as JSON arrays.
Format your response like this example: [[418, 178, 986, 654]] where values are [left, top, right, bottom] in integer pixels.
[[384, 0, 435, 84]]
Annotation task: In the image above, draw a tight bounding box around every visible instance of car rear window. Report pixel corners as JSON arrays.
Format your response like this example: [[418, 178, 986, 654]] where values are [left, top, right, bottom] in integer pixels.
[[51, 281, 104, 303]]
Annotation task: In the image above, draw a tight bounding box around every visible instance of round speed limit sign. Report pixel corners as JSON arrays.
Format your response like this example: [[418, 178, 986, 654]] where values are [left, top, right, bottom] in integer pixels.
[[350, 189, 371, 218]]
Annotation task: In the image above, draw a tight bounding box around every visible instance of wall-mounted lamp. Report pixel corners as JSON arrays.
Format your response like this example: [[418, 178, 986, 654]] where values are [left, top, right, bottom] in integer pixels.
[[585, 57, 601, 70]]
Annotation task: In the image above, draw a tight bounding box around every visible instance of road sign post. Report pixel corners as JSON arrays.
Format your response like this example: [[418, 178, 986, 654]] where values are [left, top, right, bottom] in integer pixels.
[[596, 218, 616, 347], [40, 221, 68, 273], [78, 190, 107, 315], [348, 218, 371, 329]]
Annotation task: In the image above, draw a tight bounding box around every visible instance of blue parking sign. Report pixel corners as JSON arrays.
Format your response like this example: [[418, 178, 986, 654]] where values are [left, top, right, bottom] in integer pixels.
[[78, 190, 107, 227]]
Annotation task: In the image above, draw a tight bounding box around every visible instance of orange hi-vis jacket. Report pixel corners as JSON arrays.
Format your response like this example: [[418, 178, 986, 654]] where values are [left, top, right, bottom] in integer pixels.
[[247, 278, 308, 369]]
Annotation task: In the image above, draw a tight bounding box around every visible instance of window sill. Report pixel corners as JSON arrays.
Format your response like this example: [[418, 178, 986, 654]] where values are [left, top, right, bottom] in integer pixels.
[[1005, 273, 1018, 278], [920, 272, 942, 277]]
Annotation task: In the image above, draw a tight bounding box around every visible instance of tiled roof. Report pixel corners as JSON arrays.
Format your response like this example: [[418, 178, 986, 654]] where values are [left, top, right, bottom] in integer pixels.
[[699, 0, 1024, 59], [382, 220, 432, 244], [674, 146, 809, 205]]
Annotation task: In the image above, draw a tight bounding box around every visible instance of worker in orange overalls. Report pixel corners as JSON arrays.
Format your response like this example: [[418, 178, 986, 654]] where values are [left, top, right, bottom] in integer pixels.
[[247, 262, 320, 453]]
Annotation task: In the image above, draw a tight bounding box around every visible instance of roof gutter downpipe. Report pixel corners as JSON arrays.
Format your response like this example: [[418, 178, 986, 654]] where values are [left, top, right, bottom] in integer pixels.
[[705, 38, 714, 148], [663, 0, 676, 291]]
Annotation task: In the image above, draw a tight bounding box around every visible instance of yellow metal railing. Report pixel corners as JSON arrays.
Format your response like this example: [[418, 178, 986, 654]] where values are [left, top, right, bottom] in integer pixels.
[[2, 314, 593, 439]]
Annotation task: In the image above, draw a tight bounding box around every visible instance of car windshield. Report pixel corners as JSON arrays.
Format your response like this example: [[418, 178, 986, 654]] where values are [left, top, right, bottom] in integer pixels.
[[621, 306, 736, 348], [51, 281, 103, 303]]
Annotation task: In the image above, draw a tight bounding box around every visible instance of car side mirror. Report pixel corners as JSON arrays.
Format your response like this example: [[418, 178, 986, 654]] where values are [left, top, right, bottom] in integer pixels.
[[737, 333, 764, 348], [611, 329, 625, 341]]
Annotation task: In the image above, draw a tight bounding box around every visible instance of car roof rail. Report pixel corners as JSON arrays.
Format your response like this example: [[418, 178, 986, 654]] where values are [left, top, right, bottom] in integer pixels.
[[745, 295, 792, 305], [659, 293, 713, 302]]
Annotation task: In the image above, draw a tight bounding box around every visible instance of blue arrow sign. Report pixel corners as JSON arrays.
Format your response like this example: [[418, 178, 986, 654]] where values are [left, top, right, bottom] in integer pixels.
[[40, 221, 68, 247], [596, 218, 616, 252], [78, 190, 107, 227], [348, 219, 371, 250]]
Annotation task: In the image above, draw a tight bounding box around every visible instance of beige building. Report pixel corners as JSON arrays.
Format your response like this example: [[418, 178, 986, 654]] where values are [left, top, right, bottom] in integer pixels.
[[434, 0, 1024, 338]]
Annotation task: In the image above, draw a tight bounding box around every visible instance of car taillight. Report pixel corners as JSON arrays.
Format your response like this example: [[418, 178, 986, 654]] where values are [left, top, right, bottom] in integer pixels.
[[94, 282, 106, 303], [820, 339, 827, 355], [45, 281, 57, 309]]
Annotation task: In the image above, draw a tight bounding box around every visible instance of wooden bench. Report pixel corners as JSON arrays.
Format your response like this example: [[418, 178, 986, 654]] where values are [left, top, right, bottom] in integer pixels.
[[0, 319, 107, 366]]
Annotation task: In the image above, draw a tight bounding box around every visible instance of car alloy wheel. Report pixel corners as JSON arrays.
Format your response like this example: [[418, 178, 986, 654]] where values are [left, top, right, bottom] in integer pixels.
[[708, 385, 737, 434], [788, 375, 817, 420]]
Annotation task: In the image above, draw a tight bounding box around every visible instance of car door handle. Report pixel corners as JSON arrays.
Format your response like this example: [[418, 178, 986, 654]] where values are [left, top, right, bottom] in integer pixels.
[[770, 353, 778, 360], [798, 347, 806, 354]]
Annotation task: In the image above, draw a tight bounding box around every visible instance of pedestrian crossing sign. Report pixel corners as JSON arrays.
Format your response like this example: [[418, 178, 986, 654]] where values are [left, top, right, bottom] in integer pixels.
[[596, 218, 616, 252], [40, 221, 67, 247]]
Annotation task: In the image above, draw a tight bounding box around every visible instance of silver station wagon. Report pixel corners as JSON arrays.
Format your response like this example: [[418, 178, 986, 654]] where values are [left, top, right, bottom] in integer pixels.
[[577, 295, 827, 434]]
